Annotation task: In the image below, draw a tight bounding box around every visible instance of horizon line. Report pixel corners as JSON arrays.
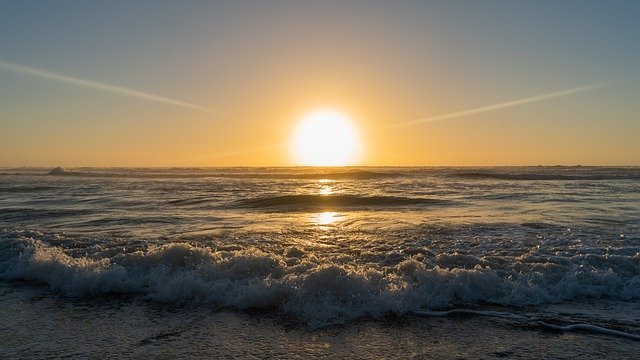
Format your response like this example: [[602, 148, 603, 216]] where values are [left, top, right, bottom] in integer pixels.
[[2, 164, 639, 169]]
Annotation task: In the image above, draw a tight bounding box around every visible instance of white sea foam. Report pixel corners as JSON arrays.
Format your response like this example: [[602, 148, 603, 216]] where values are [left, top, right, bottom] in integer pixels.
[[1, 230, 639, 328]]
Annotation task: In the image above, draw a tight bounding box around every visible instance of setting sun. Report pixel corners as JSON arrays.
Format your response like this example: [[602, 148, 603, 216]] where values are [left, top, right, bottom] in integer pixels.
[[2, 3, 640, 358], [291, 110, 360, 166]]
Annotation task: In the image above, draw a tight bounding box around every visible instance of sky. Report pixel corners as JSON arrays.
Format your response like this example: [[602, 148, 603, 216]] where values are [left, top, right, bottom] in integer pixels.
[[1, 0, 639, 166]]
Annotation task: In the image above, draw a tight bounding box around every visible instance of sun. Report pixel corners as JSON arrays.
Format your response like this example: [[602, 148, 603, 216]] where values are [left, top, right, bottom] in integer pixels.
[[291, 110, 360, 166]]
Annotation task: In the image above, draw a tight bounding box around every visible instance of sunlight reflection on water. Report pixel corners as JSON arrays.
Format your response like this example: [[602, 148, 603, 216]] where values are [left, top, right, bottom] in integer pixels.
[[314, 211, 339, 225], [317, 179, 334, 195]]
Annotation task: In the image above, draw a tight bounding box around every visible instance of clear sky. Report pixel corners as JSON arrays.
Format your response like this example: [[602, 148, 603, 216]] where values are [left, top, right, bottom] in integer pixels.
[[1, 0, 639, 166]]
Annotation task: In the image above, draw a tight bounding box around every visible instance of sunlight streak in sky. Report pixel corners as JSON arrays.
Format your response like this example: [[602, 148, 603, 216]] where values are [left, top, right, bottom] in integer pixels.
[[0, 59, 226, 115], [374, 81, 618, 131]]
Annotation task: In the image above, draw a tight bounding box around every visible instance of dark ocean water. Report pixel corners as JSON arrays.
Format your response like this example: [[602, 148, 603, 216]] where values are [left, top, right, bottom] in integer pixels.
[[1, 167, 639, 358]]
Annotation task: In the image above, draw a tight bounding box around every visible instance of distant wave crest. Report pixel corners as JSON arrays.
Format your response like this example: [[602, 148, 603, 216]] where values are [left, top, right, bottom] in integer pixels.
[[0, 185, 56, 193], [449, 171, 640, 181], [234, 194, 451, 210], [43, 168, 404, 180]]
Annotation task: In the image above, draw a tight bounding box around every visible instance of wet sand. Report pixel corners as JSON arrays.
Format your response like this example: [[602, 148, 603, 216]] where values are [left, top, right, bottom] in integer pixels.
[[1, 283, 637, 359]]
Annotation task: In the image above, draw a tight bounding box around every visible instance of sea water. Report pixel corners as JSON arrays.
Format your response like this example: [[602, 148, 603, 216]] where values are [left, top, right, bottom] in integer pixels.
[[1, 167, 639, 358]]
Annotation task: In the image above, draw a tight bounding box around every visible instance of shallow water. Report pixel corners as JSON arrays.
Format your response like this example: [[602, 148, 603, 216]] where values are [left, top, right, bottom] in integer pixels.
[[1, 167, 639, 357]]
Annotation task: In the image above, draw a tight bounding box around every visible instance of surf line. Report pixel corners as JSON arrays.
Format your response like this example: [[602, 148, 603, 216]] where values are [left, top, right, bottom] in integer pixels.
[[411, 308, 640, 341]]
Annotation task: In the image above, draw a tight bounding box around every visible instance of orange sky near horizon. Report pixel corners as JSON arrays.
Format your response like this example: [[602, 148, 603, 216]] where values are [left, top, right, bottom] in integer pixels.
[[1, 2, 639, 167]]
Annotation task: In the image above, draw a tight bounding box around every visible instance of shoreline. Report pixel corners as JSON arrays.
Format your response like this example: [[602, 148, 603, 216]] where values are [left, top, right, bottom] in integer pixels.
[[1, 283, 638, 359]]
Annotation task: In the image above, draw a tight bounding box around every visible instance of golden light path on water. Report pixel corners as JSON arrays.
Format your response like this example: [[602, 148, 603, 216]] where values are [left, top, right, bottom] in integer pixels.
[[313, 179, 340, 226], [317, 179, 334, 196], [314, 211, 340, 226]]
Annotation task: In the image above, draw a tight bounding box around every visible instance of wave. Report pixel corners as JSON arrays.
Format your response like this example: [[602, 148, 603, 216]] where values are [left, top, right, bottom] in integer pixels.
[[0, 185, 57, 193], [412, 309, 640, 341], [1, 230, 639, 329], [449, 171, 640, 181], [0, 207, 95, 220], [43, 168, 404, 180], [165, 198, 212, 206], [233, 194, 451, 210], [5, 167, 638, 181]]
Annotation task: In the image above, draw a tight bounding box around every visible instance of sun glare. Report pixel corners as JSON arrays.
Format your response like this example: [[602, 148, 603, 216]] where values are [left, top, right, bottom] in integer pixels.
[[291, 110, 360, 166], [314, 211, 339, 225]]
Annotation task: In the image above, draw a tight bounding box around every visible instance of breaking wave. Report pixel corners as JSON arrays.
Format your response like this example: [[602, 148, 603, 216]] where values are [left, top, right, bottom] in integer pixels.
[[1, 230, 638, 329]]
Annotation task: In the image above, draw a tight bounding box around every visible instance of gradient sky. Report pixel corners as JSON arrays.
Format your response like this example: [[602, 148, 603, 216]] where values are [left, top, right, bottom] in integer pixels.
[[1, 0, 639, 166]]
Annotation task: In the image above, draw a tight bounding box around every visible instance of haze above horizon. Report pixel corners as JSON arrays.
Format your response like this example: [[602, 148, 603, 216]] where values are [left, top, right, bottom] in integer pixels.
[[1, 1, 639, 167]]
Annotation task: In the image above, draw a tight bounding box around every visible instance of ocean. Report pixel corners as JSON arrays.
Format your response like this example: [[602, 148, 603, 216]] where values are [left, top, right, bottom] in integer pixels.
[[1, 167, 639, 359]]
